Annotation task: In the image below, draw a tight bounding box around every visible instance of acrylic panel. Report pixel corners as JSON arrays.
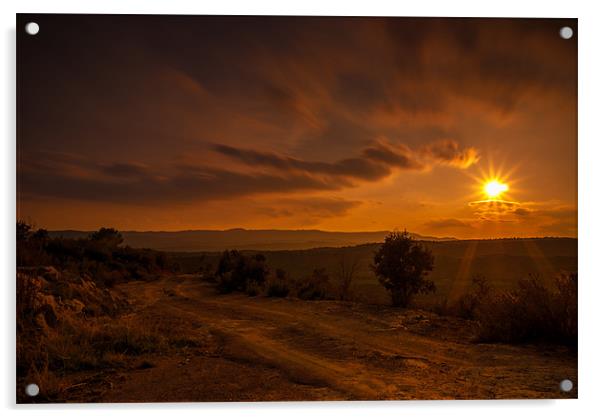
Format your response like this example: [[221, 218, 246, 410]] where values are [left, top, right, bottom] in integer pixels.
[[16, 14, 577, 403]]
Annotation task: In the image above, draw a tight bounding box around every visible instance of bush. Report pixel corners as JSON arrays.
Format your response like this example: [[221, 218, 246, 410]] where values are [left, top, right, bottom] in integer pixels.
[[266, 269, 291, 298], [16, 222, 173, 286], [372, 231, 435, 307], [245, 281, 263, 296], [215, 250, 269, 294], [554, 272, 578, 342], [476, 273, 577, 345], [434, 275, 491, 319], [296, 268, 331, 300]]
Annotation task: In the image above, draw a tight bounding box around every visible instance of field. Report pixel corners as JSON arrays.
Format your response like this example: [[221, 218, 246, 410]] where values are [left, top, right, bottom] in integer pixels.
[[172, 238, 578, 306]]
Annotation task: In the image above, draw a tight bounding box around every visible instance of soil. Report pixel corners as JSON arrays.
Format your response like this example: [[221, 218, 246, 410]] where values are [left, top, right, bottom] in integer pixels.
[[88, 275, 577, 402]]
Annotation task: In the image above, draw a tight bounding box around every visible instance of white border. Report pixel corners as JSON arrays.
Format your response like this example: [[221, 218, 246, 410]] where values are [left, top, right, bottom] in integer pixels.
[[2, 1, 601, 417]]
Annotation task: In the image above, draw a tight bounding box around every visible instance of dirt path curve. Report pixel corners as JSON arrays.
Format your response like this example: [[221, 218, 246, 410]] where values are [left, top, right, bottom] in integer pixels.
[[102, 276, 577, 402]]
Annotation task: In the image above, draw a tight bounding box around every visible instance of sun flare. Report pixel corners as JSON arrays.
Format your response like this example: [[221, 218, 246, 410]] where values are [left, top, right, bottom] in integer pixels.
[[483, 180, 508, 199]]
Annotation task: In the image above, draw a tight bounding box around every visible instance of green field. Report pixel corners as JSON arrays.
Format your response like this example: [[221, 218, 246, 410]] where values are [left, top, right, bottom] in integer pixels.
[[171, 237, 577, 306]]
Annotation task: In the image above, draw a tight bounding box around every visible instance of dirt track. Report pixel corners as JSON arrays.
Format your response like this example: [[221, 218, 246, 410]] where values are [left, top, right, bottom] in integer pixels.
[[100, 276, 576, 402]]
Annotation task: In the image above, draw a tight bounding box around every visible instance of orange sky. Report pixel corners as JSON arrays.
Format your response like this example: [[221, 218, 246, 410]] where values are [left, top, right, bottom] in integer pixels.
[[17, 15, 577, 238]]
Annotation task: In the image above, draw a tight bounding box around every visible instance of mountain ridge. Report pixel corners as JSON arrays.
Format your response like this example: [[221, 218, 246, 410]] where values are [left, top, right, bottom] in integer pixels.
[[47, 228, 457, 251]]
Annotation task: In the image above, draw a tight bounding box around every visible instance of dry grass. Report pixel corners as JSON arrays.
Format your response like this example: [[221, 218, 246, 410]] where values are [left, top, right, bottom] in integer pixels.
[[427, 273, 577, 345], [476, 273, 577, 345], [16, 269, 200, 403]]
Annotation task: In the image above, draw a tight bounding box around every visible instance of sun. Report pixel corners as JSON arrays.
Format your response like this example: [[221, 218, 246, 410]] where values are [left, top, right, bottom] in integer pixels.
[[483, 180, 509, 199]]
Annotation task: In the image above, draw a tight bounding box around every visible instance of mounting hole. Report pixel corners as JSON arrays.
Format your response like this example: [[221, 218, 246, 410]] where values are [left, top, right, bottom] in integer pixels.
[[25, 22, 39, 35], [25, 383, 39, 397], [559, 379, 573, 392], [559, 26, 573, 40]]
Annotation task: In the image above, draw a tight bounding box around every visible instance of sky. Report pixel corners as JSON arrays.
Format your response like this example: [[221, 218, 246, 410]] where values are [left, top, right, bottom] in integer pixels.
[[17, 15, 577, 238]]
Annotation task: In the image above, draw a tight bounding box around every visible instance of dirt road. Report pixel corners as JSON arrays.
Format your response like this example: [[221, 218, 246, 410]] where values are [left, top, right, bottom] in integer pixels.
[[100, 276, 576, 401]]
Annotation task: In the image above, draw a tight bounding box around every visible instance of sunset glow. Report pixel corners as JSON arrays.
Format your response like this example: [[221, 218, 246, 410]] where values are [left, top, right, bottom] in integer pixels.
[[17, 16, 577, 239]]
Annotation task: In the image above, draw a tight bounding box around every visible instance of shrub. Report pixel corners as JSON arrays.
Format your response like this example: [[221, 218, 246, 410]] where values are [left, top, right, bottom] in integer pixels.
[[17, 222, 172, 286], [296, 268, 331, 300], [215, 250, 269, 294], [554, 272, 578, 342], [476, 273, 577, 345], [372, 231, 435, 307], [266, 269, 291, 298], [245, 281, 263, 297], [437, 275, 491, 319]]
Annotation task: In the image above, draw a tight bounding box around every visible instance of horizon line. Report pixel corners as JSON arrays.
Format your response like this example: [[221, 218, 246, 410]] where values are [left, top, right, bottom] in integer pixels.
[[43, 227, 577, 241]]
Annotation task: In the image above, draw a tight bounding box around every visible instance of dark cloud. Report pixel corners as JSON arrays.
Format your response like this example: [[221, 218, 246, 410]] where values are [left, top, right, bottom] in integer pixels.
[[214, 139, 477, 184], [214, 144, 390, 182], [18, 160, 339, 205], [361, 141, 422, 169], [19, 136, 478, 206], [99, 162, 151, 178], [17, 15, 576, 160], [335, 73, 388, 111], [420, 140, 480, 168]]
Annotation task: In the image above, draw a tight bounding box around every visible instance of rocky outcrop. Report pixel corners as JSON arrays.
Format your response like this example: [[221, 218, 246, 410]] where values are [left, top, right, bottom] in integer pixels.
[[17, 266, 128, 331]]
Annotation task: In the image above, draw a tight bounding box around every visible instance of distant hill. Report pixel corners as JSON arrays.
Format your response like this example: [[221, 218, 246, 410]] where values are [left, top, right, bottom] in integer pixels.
[[48, 228, 456, 251]]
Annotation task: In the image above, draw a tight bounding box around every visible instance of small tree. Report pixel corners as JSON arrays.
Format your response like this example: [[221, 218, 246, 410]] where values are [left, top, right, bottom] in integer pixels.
[[372, 231, 435, 307], [215, 250, 269, 294], [336, 253, 359, 301]]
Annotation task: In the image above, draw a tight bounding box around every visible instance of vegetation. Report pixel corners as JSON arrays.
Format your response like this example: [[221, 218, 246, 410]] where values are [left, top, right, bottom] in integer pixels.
[[335, 255, 359, 301], [266, 269, 291, 297], [15, 221, 578, 403], [431, 275, 491, 319], [16, 221, 181, 402], [430, 273, 577, 346], [213, 251, 338, 300], [295, 268, 332, 300], [169, 237, 577, 306], [17, 222, 173, 287], [215, 250, 269, 294], [475, 273, 577, 345], [372, 231, 436, 307]]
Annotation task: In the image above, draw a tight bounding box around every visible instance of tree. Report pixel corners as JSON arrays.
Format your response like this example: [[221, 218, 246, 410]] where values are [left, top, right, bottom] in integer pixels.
[[17, 221, 32, 242], [215, 250, 269, 294], [89, 227, 123, 248], [372, 231, 435, 307], [336, 253, 359, 301]]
